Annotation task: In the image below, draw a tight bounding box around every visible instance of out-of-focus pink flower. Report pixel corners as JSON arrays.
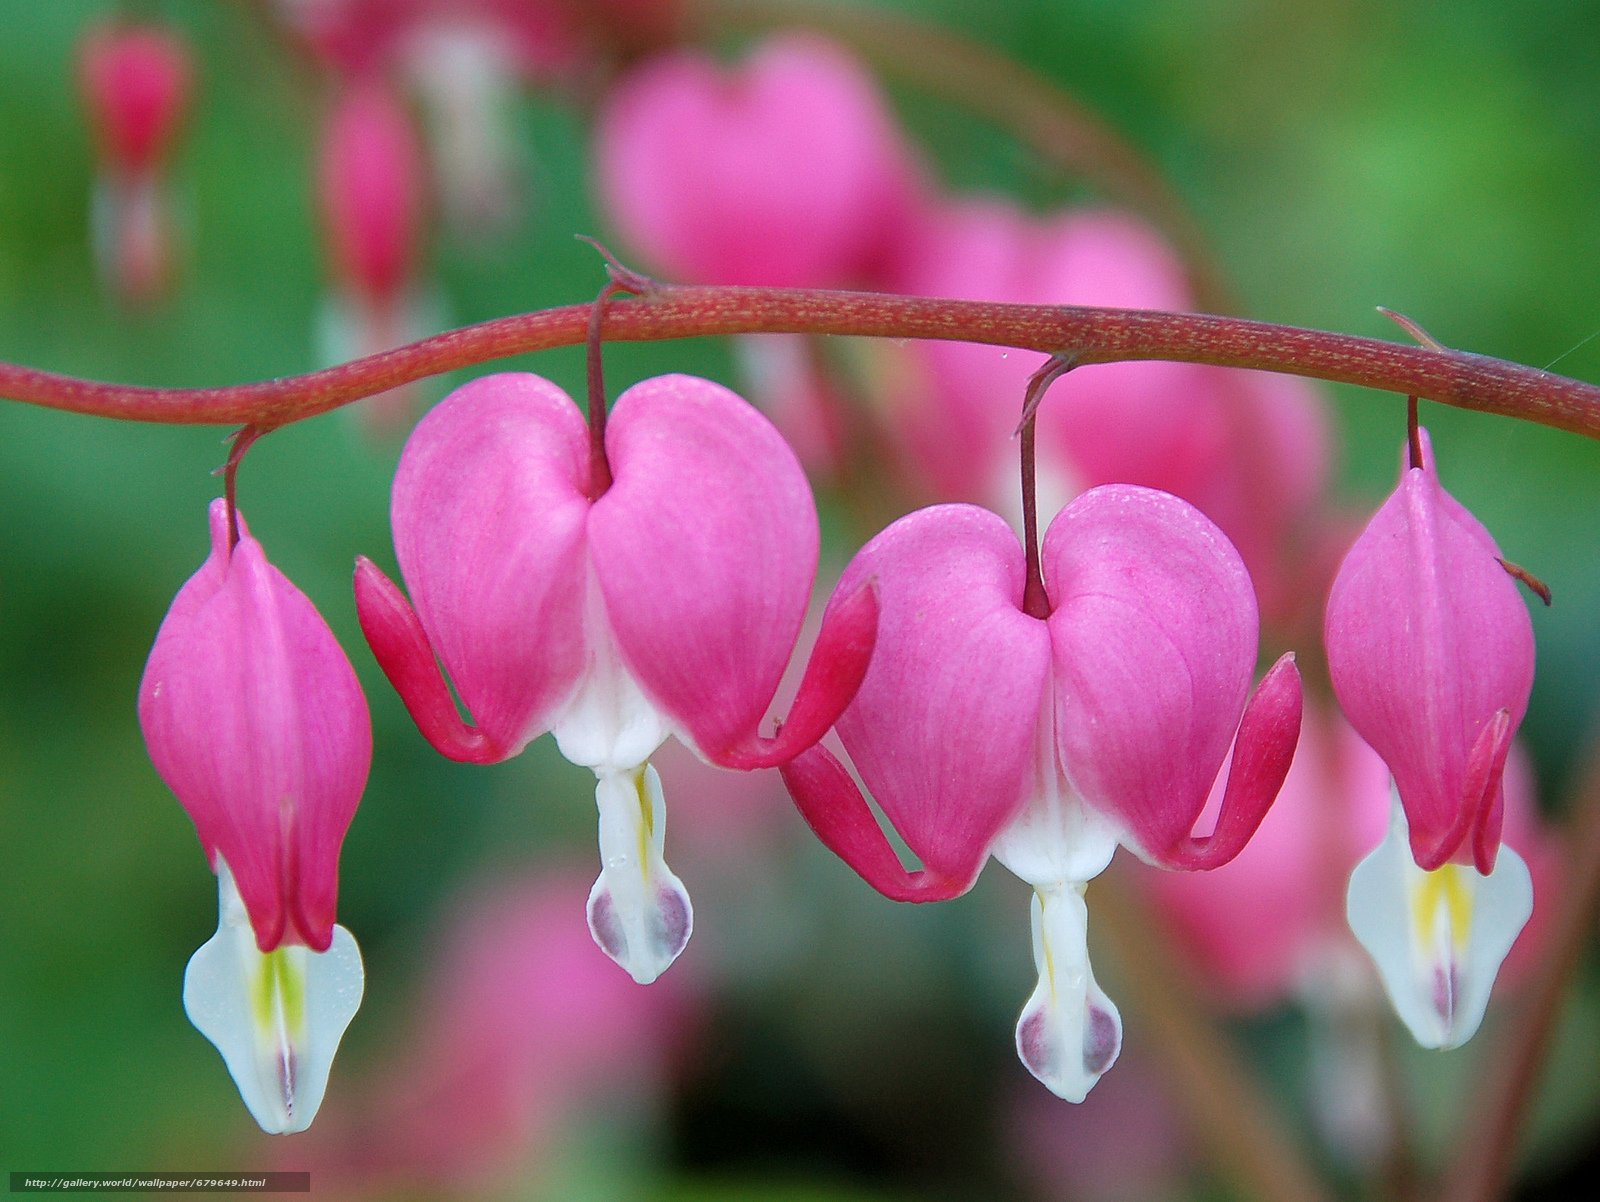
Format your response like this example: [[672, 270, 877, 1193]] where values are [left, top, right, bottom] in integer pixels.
[[875, 202, 1334, 607], [1144, 705, 1390, 1010], [275, 0, 583, 80], [783, 489, 1301, 1101], [1007, 1053, 1190, 1202], [1327, 428, 1537, 1048], [281, 0, 581, 238], [315, 78, 433, 433], [355, 372, 876, 984], [291, 867, 693, 1196], [594, 33, 922, 288], [77, 19, 193, 303], [879, 202, 1223, 504], [139, 499, 369, 1134]]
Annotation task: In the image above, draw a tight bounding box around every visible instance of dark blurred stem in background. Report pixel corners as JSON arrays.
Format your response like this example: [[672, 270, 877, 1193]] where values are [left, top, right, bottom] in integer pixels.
[[1095, 871, 1333, 1202], [1444, 730, 1600, 1202]]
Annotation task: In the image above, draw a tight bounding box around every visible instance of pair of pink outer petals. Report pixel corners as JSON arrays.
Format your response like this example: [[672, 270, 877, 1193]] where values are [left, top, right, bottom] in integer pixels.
[[780, 489, 1302, 1100], [783, 492, 1303, 898], [1326, 430, 1535, 876], [354, 371, 876, 772]]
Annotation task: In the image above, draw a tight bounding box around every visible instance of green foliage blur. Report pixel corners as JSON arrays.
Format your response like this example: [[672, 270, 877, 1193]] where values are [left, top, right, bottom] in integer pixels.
[[4, 1, 1600, 1198]]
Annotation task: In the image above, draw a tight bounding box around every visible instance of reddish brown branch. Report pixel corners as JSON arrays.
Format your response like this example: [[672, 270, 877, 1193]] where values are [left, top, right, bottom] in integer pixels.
[[4, 286, 1600, 437]]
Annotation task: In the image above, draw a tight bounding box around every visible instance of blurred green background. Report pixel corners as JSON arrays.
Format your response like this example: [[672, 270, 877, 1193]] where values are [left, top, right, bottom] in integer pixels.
[[4, 1, 1600, 1198]]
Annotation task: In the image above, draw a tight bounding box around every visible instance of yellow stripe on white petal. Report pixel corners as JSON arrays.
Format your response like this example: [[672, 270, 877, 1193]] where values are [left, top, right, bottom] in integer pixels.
[[1014, 884, 1121, 1103], [1346, 794, 1531, 1050], [182, 860, 364, 1134], [587, 764, 693, 985]]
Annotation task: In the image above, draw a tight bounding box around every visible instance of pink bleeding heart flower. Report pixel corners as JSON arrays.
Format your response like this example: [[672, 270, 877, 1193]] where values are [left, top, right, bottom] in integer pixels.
[[77, 19, 193, 304], [315, 78, 436, 434], [594, 32, 921, 288], [1326, 427, 1536, 1048], [781, 488, 1301, 1101], [355, 372, 877, 985], [139, 499, 370, 1134]]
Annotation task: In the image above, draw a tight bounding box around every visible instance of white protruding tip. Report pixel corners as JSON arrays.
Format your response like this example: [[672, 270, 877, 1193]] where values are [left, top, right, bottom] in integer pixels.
[[587, 764, 693, 985], [182, 861, 365, 1134], [1015, 885, 1121, 1103], [1346, 796, 1532, 1050]]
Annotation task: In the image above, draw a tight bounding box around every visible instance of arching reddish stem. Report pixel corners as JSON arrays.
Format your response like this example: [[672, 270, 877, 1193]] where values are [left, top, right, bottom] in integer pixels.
[[5, 287, 1600, 438]]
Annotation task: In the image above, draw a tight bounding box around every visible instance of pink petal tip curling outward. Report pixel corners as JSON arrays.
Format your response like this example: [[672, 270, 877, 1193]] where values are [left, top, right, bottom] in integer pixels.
[[789, 505, 1052, 899], [382, 372, 592, 760], [1043, 486, 1302, 870], [141, 500, 370, 954], [1325, 429, 1534, 874], [354, 555, 500, 764]]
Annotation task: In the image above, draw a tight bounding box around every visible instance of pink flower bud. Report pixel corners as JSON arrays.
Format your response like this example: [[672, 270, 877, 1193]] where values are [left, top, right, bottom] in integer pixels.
[[318, 79, 426, 311], [1325, 429, 1534, 874], [315, 79, 433, 431], [1327, 429, 1537, 1049], [139, 500, 370, 1133]]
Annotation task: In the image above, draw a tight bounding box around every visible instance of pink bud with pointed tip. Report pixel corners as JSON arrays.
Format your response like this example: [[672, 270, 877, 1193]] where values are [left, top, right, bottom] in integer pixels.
[[1325, 429, 1534, 874], [594, 33, 922, 287], [355, 371, 877, 981], [782, 487, 1301, 1101], [77, 20, 193, 304], [140, 500, 371, 953]]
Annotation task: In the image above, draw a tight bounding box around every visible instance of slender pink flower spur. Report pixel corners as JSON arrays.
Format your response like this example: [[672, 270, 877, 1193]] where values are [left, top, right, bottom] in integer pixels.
[[139, 499, 370, 1134], [355, 372, 876, 985], [1326, 428, 1536, 1049], [782, 488, 1301, 1101]]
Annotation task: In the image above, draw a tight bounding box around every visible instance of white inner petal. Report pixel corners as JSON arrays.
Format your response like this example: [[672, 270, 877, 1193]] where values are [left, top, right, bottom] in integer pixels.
[[182, 860, 364, 1134], [1015, 884, 1122, 1102], [587, 764, 694, 985], [551, 566, 670, 773], [990, 682, 1121, 890], [1346, 791, 1532, 1050]]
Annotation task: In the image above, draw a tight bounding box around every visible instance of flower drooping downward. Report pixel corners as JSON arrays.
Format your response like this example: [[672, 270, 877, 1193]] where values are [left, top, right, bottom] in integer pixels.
[[356, 372, 876, 985], [783, 488, 1301, 1101], [140, 499, 369, 1133], [1326, 429, 1536, 1049]]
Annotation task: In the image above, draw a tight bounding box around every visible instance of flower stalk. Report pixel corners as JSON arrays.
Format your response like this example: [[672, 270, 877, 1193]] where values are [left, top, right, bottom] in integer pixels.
[[5, 285, 1600, 438]]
